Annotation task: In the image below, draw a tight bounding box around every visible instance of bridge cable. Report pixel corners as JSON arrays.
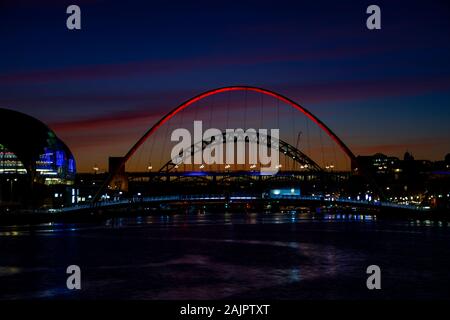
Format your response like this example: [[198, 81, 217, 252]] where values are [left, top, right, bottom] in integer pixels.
[[225, 91, 231, 172], [260, 93, 264, 171], [291, 101, 296, 170], [147, 121, 157, 175], [305, 116, 312, 163], [319, 127, 325, 168], [178, 107, 185, 172], [159, 112, 172, 173], [208, 94, 216, 171], [174, 102, 185, 173], [134, 132, 145, 174], [193, 97, 202, 171], [332, 136, 338, 171], [277, 98, 280, 171], [243, 89, 248, 171]]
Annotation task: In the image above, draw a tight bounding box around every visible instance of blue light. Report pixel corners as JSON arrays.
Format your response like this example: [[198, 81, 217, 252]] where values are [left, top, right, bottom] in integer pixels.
[[68, 158, 75, 173], [56, 151, 64, 167], [40, 149, 52, 165], [184, 171, 208, 176]]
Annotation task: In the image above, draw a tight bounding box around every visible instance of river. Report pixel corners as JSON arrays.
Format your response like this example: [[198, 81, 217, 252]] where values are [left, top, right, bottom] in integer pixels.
[[1, 212, 449, 300]]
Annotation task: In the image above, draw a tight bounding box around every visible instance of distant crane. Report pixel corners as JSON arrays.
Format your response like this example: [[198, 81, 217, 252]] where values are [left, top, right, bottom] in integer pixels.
[[296, 131, 303, 150]]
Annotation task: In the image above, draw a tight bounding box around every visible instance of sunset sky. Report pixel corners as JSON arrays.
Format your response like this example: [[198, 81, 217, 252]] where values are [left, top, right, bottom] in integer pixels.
[[1, 0, 450, 172]]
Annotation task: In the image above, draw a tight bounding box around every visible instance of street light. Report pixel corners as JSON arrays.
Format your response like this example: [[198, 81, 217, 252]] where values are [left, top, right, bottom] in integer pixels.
[[5, 178, 18, 201]]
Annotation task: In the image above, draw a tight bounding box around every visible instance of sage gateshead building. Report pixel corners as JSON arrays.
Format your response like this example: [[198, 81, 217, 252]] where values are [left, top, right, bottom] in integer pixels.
[[0, 108, 76, 208]]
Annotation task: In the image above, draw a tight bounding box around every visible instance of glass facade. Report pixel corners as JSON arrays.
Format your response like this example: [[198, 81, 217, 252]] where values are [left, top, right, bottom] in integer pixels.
[[0, 132, 76, 185], [0, 144, 27, 175], [0, 108, 77, 207], [35, 132, 76, 185]]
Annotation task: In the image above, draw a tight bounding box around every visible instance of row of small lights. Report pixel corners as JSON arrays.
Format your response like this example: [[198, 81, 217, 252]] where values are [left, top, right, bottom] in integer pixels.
[[86, 162, 337, 172], [95, 162, 449, 173], [144, 163, 325, 170]]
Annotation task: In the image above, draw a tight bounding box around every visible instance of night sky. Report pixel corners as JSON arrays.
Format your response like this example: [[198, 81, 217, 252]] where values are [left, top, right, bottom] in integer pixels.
[[1, 0, 450, 172]]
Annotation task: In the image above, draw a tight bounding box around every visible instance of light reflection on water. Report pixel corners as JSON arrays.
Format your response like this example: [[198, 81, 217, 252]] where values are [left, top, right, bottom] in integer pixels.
[[103, 212, 381, 229], [1, 212, 449, 236], [1, 212, 450, 299]]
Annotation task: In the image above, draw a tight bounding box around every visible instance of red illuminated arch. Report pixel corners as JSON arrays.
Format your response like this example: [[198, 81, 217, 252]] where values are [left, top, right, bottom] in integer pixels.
[[93, 86, 357, 202]]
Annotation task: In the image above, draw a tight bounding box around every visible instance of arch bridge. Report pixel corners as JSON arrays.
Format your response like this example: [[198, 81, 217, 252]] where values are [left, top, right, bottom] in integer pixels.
[[93, 86, 383, 204]]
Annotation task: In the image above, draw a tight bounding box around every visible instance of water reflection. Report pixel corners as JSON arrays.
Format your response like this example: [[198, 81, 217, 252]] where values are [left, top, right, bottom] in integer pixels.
[[1, 212, 450, 300], [101, 211, 382, 229]]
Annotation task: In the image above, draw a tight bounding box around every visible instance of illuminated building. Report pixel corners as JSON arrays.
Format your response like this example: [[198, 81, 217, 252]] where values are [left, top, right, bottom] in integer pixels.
[[0, 108, 76, 207]]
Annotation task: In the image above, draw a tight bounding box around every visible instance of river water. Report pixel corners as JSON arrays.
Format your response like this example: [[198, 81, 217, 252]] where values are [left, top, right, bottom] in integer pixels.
[[1, 212, 449, 300]]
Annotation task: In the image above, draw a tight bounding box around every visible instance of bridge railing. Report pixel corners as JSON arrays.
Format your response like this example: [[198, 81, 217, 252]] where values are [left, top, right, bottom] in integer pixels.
[[43, 193, 429, 213]]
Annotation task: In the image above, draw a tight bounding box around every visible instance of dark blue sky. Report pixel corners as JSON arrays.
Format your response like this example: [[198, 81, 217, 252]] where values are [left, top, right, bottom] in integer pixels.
[[1, 0, 449, 171]]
